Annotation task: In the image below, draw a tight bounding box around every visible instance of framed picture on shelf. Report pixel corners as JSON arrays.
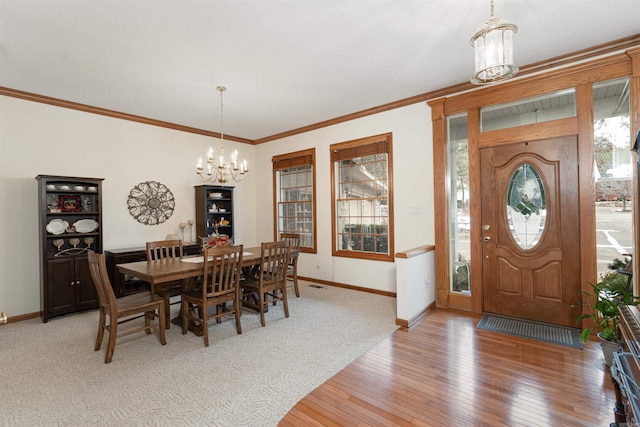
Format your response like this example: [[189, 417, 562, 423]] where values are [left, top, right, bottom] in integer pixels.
[[59, 195, 82, 212]]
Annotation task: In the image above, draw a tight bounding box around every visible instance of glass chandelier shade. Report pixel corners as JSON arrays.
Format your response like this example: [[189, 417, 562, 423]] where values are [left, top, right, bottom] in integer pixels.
[[470, 0, 518, 85], [196, 85, 249, 183]]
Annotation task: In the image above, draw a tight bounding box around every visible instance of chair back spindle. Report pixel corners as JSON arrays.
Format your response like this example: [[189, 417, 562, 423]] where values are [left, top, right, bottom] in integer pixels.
[[88, 251, 117, 311], [145, 239, 185, 329], [202, 245, 244, 299], [146, 239, 183, 261], [263, 242, 289, 281], [181, 245, 244, 346], [240, 240, 291, 326]]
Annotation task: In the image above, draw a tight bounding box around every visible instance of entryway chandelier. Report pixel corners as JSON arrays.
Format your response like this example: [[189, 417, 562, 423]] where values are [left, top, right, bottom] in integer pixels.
[[196, 85, 249, 183], [470, 0, 518, 85]]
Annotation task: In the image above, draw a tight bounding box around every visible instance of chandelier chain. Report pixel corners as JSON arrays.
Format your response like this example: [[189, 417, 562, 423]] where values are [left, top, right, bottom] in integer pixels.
[[217, 85, 226, 156]]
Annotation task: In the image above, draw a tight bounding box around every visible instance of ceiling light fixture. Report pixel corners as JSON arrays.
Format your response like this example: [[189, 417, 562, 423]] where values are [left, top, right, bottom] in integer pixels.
[[470, 0, 518, 85], [196, 85, 249, 183]]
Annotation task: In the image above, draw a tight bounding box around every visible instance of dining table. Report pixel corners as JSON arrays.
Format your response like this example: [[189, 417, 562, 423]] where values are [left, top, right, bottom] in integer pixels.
[[115, 246, 298, 335]]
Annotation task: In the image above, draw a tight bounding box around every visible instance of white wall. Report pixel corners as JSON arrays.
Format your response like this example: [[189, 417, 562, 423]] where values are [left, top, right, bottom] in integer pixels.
[[0, 95, 435, 317], [254, 102, 435, 294], [396, 250, 436, 322], [0, 96, 257, 316]]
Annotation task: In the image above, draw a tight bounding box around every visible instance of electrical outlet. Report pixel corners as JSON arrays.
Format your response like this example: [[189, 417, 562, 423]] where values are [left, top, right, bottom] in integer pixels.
[[316, 262, 321, 270]]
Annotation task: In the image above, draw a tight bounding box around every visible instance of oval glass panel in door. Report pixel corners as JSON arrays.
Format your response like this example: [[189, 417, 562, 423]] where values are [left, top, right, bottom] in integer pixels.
[[506, 163, 547, 250]]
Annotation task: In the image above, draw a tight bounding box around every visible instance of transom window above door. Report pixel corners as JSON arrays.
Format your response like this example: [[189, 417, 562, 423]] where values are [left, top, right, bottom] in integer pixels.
[[480, 89, 576, 132]]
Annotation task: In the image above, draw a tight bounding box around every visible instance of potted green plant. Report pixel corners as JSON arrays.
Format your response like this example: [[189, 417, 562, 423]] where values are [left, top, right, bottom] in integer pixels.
[[575, 271, 640, 365]]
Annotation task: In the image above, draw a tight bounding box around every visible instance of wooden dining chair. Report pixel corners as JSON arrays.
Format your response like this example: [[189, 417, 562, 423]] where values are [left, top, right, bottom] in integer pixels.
[[280, 233, 301, 297], [241, 240, 291, 327], [87, 251, 166, 363], [146, 239, 184, 328], [181, 245, 244, 347]]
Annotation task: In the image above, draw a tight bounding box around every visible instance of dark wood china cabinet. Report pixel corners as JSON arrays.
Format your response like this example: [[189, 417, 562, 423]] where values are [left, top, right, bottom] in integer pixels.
[[194, 185, 235, 244], [36, 175, 104, 322]]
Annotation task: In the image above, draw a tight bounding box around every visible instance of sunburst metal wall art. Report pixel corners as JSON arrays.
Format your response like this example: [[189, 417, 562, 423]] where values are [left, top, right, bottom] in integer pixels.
[[127, 181, 175, 225]]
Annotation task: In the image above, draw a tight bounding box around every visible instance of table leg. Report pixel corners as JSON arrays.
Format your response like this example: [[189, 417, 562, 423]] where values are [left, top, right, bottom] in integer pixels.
[[170, 277, 205, 336]]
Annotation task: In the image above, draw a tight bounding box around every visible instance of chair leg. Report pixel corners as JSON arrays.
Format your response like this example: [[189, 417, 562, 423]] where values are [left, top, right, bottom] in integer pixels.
[[259, 292, 266, 327], [105, 316, 118, 364], [282, 284, 289, 318], [216, 304, 223, 323], [144, 312, 152, 334], [164, 293, 171, 329], [202, 303, 209, 347], [234, 297, 242, 335], [95, 308, 106, 351], [292, 268, 300, 297], [181, 299, 189, 335], [157, 305, 167, 345]]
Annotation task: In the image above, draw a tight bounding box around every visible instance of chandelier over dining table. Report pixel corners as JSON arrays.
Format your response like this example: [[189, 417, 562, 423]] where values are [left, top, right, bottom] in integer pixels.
[[196, 85, 249, 183]]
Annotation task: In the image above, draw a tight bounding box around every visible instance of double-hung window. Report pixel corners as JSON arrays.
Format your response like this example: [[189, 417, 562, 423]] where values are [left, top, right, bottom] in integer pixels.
[[273, 148, 316, 252], [331, 133, 394, 261]]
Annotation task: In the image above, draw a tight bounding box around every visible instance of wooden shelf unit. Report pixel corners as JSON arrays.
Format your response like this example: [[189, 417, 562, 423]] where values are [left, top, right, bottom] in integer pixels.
[[36, 174, 104, 322], [194, 185, 234, 244]]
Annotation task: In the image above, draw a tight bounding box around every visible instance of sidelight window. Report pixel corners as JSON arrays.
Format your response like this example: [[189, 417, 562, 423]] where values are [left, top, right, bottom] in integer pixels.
[[593, 78, 632, 276], [448, 113, 471, 293]]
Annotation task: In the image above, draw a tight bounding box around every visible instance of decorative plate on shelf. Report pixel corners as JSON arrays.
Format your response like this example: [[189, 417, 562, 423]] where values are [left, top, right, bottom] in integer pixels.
[[46, 219, 69, 235], [73, 219, 99, 233]]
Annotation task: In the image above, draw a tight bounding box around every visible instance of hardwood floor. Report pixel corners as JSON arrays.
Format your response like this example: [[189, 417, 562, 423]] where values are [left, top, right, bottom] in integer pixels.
[[280, 309, 616, 426]]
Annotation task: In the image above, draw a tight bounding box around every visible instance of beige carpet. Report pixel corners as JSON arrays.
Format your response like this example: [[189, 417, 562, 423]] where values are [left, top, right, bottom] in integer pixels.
[[0, 282, 398, 426]]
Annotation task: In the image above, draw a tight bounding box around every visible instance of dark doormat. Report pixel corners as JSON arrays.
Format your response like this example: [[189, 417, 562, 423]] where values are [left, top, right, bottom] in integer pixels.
[[477, 314, 583, 350]]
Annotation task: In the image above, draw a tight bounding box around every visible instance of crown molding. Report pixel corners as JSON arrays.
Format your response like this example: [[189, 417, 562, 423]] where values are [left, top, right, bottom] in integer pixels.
[[2, 34, 639, 145], [0, 86, 255, 145]]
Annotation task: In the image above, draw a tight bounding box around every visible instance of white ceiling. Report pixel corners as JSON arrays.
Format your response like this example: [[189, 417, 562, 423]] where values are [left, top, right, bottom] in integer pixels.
[[1, 1, 639, 141]]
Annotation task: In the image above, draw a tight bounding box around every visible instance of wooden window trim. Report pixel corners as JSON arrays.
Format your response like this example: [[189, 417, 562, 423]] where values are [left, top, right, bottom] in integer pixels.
[[272, 148, 317, 253], [330, 133, 394, 262]]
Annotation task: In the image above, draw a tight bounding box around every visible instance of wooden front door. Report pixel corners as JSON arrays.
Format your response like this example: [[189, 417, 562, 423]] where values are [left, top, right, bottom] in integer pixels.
[[480, 136, 581, 327]]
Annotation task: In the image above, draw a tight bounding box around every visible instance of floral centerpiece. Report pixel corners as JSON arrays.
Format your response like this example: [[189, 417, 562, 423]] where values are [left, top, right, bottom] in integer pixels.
[[203, 234, 229, 249]]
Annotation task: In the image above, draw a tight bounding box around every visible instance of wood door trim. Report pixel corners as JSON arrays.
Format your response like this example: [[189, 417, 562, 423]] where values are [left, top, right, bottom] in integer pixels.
[[468, 109, 482, 313], [430, 51, 635, 315], [477, 118, 578, 149]]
